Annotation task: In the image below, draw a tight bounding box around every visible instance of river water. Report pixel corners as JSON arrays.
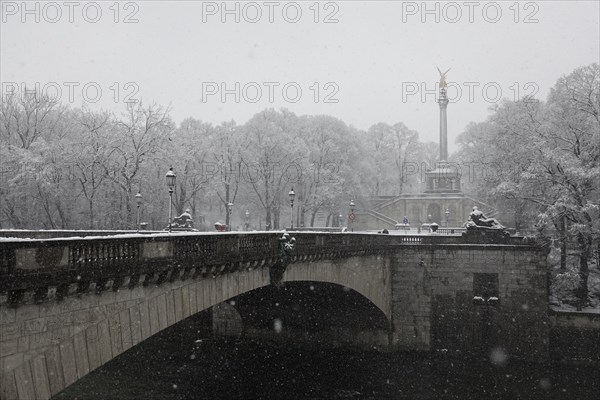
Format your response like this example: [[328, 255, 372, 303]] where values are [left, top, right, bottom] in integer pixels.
[[56, 315, 600, 400]]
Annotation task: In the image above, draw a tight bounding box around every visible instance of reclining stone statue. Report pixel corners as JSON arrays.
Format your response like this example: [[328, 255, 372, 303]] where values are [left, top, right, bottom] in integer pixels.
[[462, 207, 510, 243], [466, 206, 504, 229]]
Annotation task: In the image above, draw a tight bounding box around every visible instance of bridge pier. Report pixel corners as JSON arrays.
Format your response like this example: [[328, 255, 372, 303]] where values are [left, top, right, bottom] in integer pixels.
[[389, 245, 549, 360]]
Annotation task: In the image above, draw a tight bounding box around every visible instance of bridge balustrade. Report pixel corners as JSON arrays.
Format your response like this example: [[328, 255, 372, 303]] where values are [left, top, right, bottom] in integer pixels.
[[173, 234, 279, 265], [0, 232, 532, 301], [436, 227, 467, 235], [395, 235, 422, 244], [290, 233, 424, 258], [174, 236, 219, 261], [69, 240, 140, 267]]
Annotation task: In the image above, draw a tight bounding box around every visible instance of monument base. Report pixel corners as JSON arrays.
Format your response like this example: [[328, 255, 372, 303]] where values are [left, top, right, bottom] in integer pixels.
[[461, 225, 511, 244]]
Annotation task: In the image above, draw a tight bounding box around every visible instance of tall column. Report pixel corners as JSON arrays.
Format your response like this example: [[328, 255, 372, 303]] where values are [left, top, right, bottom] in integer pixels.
[[438, 88, 449, 162]]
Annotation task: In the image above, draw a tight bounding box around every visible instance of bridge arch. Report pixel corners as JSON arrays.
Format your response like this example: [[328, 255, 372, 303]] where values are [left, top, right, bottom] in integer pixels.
[[218, 280, 391, 344], [1, 256, 390, 400], [283, 257, 392, 321]]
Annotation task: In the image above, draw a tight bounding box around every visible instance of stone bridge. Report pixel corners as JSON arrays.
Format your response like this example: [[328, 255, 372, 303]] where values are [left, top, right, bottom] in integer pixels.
[[0, 232, 547, 400]]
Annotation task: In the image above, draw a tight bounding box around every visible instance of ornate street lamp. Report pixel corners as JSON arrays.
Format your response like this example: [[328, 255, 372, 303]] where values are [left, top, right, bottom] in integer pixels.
[[227, 202, 233, 231], [289, 188, 295, 230], [245, 210, 250, 231], [166, 167, 176, 233], [339, 213, 343, 228], [135, 192, 143, 232], [445, 208, 450, 227], [428, 213, 432, 232], [349, 199, 355, 232]]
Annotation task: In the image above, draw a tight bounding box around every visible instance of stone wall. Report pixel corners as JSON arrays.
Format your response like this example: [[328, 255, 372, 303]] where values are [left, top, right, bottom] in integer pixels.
[[390, 245, 549, 360]]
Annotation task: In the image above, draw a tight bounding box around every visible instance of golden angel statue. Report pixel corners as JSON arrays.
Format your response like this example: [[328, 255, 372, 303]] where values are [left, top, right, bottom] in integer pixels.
[[437, 67, 451, 89]]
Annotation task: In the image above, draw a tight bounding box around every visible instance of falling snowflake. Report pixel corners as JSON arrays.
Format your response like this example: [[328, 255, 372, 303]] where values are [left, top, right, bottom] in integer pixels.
[[539, 378, 551, 390], [490, 347, 508, 366]]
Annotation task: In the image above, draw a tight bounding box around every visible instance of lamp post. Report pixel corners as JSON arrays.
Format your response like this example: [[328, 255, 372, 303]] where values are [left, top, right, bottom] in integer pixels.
[[135, 192, 142, 232], [339, 213, 343, 228], [428, 213, 432, 232], [445, 208, 450, 227], [349, 199, 355, 232], [227, 202, 233, 231], [289, 188, 295, 230], [245, 210, 250, 231], [166, 168, 176, 232]]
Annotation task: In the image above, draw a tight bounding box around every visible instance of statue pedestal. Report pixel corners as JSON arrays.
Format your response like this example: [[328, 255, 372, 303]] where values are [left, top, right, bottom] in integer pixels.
[[462, 226, 511, 244]]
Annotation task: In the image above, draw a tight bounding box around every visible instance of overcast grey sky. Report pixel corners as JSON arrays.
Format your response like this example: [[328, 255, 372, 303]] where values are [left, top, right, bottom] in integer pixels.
[[2, 0, 599, 152]]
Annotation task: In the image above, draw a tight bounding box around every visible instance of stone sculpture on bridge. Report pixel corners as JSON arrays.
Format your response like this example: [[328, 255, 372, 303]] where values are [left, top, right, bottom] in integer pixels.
[[270, 232, 296, 288], [165, 209, 198, 231], [173, 209, 194, 228], [467, 206, 504, 229], [463, 206, 510, 243]]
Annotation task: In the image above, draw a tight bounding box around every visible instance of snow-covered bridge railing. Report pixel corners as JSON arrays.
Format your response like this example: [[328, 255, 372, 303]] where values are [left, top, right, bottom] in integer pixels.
[[0, 230, 165, 240], [0, 231, 534, 304]]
